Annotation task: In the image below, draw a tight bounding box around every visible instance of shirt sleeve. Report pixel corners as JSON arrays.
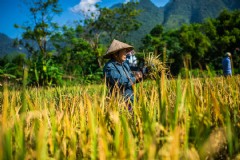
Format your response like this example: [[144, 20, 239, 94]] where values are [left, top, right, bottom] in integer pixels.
[[104, 63, 136, 88]]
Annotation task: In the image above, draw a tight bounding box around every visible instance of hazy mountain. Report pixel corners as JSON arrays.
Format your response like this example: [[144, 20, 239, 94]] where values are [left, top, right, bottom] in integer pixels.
[[0, 33, 56, 58], [127, 0, 164, 47], [0, 33, 25, 57]]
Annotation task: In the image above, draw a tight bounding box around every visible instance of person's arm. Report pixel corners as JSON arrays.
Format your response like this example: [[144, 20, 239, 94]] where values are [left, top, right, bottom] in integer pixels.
[[124, 62, 142, 83], [104, 63, 136, 87]]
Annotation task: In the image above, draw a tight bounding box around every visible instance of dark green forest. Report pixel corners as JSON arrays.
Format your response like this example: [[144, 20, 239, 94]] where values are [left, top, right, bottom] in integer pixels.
[[1, 0, 240, 86]]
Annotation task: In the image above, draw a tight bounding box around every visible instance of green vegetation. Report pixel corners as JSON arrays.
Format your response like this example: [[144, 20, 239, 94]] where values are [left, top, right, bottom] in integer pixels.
[[2, 8, 240, 85], [89, 2, 141, 42], [141, 9, 240, 76], [1, 0, 240, 56], [0, 0, 143, 86], [126, 0, 164, 49]]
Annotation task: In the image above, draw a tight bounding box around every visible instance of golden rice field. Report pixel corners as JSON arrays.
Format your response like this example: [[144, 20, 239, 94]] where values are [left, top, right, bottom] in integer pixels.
[[0, 75, 240, 160]]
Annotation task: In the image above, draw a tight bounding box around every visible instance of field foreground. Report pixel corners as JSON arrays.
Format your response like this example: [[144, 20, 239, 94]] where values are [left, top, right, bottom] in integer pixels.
[[0, 75, 240, 159]]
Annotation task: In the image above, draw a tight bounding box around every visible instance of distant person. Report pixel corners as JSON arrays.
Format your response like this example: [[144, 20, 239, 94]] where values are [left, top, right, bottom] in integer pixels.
[[103, 39, 142, 112], [222, 52, 232, 77]]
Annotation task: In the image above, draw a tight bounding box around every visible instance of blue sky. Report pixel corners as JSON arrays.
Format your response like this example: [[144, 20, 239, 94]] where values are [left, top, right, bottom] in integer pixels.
[[0, 0, 169, 39]]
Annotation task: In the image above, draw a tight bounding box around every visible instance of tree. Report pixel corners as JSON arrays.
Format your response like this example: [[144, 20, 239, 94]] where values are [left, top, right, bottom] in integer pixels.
[[50, 25, 101, 83], [15, 0, 63, 86], [206, 10, 240, 73], [91, 2, 142, 42], [162, 30, 183, 75], [140, 10, 240, 76], [141, 24, 165, 54], [75, 2, 141, 69], [178, 24, 211, 69]]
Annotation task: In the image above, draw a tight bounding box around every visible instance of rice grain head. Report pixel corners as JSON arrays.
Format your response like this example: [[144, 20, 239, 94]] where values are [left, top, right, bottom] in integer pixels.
[[144, 53, 169, 79]]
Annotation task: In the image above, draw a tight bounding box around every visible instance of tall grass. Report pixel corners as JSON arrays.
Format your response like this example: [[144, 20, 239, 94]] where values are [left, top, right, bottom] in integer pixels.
[[0, 75, 240, 159]]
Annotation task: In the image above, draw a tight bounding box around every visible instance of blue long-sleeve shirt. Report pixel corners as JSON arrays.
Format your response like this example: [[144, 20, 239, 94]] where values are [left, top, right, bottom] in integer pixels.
[[222, 57, 232, 76], [103, 59, 136, 102]]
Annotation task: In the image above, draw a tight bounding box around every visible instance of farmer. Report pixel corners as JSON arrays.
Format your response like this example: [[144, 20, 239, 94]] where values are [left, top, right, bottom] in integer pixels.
[[222, 52, 232, 77], [103, 39, 142, 112]]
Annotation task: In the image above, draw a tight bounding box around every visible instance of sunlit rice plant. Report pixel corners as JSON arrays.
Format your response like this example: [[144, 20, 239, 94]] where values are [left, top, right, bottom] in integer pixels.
[[0, 74, 240, 159]]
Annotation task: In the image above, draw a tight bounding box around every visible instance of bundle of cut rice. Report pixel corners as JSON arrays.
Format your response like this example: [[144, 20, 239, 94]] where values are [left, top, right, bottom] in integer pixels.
[[143, 53, 169, 79]]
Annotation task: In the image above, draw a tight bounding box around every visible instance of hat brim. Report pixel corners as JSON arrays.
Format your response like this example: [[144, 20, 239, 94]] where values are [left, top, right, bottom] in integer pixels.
[[103, 47, 133, 59], [103, 39, 134, 59]]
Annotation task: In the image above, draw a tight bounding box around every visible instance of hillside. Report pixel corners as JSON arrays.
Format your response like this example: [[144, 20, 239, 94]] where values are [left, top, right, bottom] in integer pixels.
[[127, 0, 164, 48], [163, 0, 240, 29], [127, 0, 240, 49], [0, 33, 25, 57], [0, 33, 56, 58]]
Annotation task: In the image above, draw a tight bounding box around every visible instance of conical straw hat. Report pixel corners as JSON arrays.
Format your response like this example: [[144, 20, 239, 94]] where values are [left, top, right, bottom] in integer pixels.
[[103, 39, 133, 59]]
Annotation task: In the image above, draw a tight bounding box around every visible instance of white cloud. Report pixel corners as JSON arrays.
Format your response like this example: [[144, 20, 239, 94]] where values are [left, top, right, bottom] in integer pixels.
[[124, 0, 130, 3], [70, 0, 101, 18]]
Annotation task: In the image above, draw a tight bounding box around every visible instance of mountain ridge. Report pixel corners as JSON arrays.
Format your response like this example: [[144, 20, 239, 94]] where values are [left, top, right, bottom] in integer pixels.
[[0, 33, 24, 57], [128, 0, 240, 48]]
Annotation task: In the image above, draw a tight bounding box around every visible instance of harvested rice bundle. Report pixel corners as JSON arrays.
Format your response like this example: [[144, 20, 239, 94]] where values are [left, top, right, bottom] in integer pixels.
[[144, 53, 169, 79]]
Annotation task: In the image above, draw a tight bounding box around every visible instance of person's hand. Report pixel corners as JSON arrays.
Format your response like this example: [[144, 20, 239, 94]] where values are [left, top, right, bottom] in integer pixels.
[[134, 71, 143, 82]]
